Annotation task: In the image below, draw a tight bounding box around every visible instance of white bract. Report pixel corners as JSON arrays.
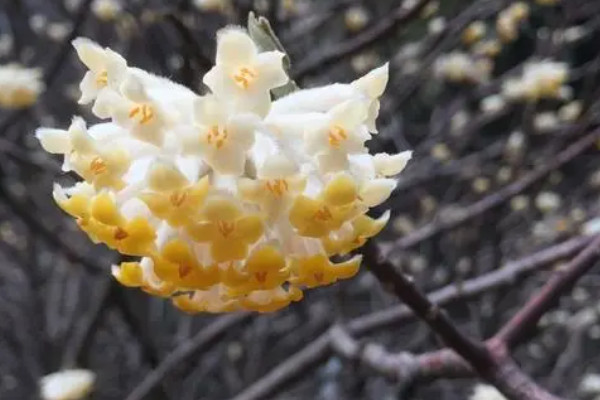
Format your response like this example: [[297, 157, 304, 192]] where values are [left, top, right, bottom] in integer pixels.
[[36, 28, 411, 313]]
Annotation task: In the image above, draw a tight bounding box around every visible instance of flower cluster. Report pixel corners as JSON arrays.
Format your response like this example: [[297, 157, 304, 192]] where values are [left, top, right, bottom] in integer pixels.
[[0, 64, 44, 109], [502, 60, 570, 101], [36, 28, 411, 313]]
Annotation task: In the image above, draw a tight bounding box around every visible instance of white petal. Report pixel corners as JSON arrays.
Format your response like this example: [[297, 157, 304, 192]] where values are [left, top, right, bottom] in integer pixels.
[[360, 178, 396, 207], [228, 113, 258, 150], [120, 74, 147, 103], [373, 151, 412, 176], [318, 151, 349, 173], [36, 128, 71, 154], [270, 84, 356, 115], [352, 62, 389, 99], [330, 99, 368, 130], [255, 51, 288, 89], [78, 71, 99, 105], [72, 37, 105, 72], [258, 154, 298, 179], [216, 28, 258, 67], [40, 369, 95, 400]]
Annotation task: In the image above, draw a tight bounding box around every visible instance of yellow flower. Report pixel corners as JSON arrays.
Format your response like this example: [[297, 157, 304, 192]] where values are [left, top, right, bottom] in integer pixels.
[[140, 162, 210, 227], [186, 196, 263, 262], [322, 212, 389, 256], [290, 254, 362, 288], [289, 174, 363, 237], [151, 239, 220, 290], [241, 286, 303, 313], [225, 246, 290, 295]]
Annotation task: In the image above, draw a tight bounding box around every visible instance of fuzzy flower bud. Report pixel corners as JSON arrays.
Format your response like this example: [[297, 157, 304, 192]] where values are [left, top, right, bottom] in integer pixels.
[[0, 64, 44, 108], [35, 28, 410, 313]]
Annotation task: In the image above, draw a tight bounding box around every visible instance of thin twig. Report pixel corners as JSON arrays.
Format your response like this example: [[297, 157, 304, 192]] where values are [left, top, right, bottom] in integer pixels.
[[293, 0, 431, 79], [126, 313, 252, 400], [394, 126, 600, 251], [495, 235, 600, 348], [230, 235, 591, 400]]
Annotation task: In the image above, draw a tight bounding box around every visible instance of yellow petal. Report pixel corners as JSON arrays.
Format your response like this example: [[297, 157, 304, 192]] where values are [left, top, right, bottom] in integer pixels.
[[212, 238, 248, 262], [90, 192, 123, 226], [186, 221, 217, 242], [322, 174, 358, 206], [235, 215, 263, 243], [202, 196, 241, 222], [112, 262, 144, 287]]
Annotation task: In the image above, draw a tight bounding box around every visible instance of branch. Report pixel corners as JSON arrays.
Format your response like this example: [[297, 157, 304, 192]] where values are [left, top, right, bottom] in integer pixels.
[[495, 234, 600, 348], [330, 325, 471, 383], [362, 241, 494, 372], [229, 235, 591, 400], [362, 241, 563, 400], [125, 313, 252, 400], [293, 0, 431, 79], [394, 126, 600, 251]]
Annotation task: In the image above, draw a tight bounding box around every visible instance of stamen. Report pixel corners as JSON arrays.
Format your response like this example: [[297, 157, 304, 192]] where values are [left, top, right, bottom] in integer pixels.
[[217, 221, 235, 237], [89, 156, 107, 175], [170, 190, 188, 207], [328, 125, 348, 148], [265, 179, 289, 196], [233, 67, 257, 89], [255, 271, 267, 283], [179, 264, 192, 278], [206, 126, 228, 149], [114, 227, 129, 240], [96, 70, 108, 87], [129, 104, 154, 125], [313, 206, 332, 221]]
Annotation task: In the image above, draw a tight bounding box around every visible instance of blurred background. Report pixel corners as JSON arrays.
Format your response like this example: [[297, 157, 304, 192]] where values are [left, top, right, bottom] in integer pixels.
[[1, 0, 600, 399]]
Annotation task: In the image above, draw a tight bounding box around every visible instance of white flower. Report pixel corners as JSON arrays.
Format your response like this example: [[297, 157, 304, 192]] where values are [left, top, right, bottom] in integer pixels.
[[0, 64, 44, 108], [72, 37, 127, 105], [304, 100, 371, 172], [180, 95, 258, 175], [470, 385, 507, 400], [203, 28, 288, 117], [36, 29, 411, 313], [92, 0, 122, 21], [502, 60, 569, 101], [40, 369, 95, 400]]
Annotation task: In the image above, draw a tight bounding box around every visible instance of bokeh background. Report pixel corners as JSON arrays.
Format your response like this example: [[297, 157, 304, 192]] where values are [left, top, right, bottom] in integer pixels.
[[1, 0, 600, 399]]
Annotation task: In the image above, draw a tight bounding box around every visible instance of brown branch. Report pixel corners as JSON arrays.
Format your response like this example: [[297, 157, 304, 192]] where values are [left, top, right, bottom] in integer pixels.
[[394, 126, 600, 251], [362, 241, 494, 373], [362, 241, 563, 400], [125, 313, 252, 400], [293, 0, 431, 79], [330, 325, 471, 383], [230, 235, 591, 400]]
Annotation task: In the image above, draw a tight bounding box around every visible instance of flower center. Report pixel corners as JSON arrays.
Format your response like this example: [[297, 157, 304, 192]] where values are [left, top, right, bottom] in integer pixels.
[[206, 125, 228, 149], [328, 125, 348, 148], [313, 206, 332, 221], [217, 220, 235, 237], [233, 67, 257, 90], [96, 70, 108, 87], [169, 190, 188, 207], [114, 227, 129, 240], [265, 179, 289, 196], [129, 104, 154, 125], [89, 156, 107, 175]]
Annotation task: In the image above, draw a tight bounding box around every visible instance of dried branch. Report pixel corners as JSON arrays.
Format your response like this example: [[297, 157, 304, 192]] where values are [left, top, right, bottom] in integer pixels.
[[394, 125, 600, 251], [126, 313, 252, 400], [230, 235, 591, 400], [363, 240, 563, 400], [495, 235, 600, 347], [293, 0, 431, 79]]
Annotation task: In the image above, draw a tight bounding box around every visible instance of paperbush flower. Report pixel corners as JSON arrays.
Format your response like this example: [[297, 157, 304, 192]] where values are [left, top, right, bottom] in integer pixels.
[[36, 27, 412, 313], [0, 63, 44, 108]]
